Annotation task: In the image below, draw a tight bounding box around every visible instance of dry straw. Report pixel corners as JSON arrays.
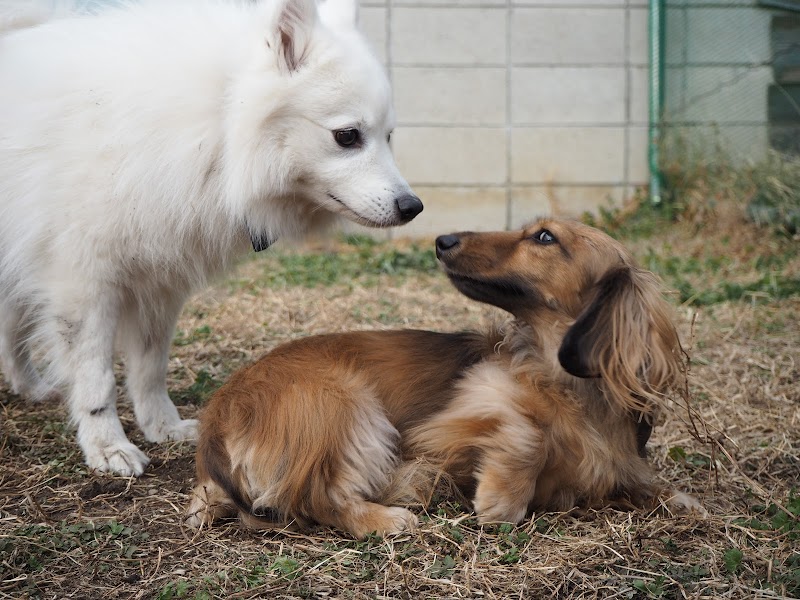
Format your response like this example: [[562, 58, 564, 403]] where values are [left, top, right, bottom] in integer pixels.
[[1, 213, 798, 599]]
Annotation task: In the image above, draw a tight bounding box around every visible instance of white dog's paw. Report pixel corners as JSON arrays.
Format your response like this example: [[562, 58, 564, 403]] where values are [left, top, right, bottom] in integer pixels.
[[142, 418, 199, 444], [85, 441, 150, 477]]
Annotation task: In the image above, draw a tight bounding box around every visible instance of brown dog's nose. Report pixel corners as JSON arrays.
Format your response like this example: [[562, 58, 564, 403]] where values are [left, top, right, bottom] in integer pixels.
[[435, 234, 460, 258], [395, 194, 424, 222]]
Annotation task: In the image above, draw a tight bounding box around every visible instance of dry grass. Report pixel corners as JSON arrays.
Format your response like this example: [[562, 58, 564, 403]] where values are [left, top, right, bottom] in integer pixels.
[[1, 208, 798, 599]]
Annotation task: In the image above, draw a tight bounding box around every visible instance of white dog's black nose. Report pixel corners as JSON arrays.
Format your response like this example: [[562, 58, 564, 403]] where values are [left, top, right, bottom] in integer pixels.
[[395, 194, 423, 222], [435, 234, 460, 258]]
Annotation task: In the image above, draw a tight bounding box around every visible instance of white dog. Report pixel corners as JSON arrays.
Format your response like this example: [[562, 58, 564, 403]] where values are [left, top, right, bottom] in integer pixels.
[[0, 0, 421, 476]]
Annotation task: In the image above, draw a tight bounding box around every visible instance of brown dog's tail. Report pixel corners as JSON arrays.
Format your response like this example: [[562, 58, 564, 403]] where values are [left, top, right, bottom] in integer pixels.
[[199, 432, 288, 528], [199, 432, 254, 515]]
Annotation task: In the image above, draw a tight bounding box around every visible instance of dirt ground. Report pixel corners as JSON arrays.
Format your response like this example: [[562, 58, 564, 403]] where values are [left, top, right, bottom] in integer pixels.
[[1, 212, 798, 599]]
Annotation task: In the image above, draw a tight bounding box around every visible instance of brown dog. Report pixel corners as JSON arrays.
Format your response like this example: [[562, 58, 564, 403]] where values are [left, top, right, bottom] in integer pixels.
[[186, 218, 704, 538]]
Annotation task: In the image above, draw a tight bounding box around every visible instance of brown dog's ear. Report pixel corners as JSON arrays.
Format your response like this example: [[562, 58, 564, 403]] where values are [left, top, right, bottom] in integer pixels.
[[558, 266, 683, 412], [558, 267, 631, 379]]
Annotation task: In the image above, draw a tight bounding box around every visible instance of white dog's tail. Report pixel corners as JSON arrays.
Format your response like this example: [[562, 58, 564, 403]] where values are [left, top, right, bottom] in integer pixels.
[[0, 0, 95, 35], [0, 1, 54, 33]]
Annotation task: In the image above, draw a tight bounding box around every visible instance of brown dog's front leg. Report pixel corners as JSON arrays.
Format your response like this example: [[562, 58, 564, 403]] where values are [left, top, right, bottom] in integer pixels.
[[472, 436, 546, 525]]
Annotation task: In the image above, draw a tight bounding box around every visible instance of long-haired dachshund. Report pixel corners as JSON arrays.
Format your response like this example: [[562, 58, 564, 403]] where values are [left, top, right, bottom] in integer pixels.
[[186, 218, 704, 538]]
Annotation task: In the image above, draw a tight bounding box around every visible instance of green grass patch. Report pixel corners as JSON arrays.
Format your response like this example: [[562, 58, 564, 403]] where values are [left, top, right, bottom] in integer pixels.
[[733, 493, 800, 595], [667, 445, 713, 468], [156, 553, 307, 599], [734, 494, 800, 540], [583, 197, 676, 241], [659, 136, 800, 235], [746, 151, 800, 236], [173, 325, 214, 347], [672, 273, 800, 306], [172, 369, 223, 405], [428, 554, 457, 578], [0, 520, 147, 576], [633, 575, 668, 598], [723, 548, 743, 574], [242, 239, 438, 290]]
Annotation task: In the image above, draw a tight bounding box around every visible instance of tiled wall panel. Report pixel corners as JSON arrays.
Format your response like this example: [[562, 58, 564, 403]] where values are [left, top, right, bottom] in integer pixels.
[[400, 187, 508, 237], [512, 67, 627, 125], [356, 1, 652, 235], [393, 68, 507, 125], [511, 127, 627, 184], [511, 8, 625, 65], [393, 127, 507, 185], [391, 8, 507, 65]]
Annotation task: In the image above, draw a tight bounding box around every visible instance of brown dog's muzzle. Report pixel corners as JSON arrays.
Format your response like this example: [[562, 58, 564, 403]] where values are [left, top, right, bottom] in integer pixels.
[[435, 234, 461, 259]]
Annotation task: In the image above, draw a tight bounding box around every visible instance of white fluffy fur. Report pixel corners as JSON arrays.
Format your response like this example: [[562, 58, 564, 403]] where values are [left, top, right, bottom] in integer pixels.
[[0, 0, 416, 475]]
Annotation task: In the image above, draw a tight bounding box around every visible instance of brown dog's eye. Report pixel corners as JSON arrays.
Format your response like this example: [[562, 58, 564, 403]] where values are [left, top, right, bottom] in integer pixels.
[[533, 229, 556, 244], [334, 128, 361, 148]]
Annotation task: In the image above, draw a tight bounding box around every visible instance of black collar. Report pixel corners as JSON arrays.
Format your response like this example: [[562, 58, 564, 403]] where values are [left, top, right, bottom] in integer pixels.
[[250, 231, 276, 253]]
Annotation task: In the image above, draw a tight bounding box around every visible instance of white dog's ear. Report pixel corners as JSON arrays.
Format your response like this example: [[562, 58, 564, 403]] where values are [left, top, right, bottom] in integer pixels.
[[265, 0, 318, 73], [317, 0, 358, 30]]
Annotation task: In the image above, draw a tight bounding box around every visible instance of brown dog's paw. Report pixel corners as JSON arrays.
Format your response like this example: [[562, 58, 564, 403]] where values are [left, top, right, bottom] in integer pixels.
[[185, 499, 212, 529], [379, 506, 419, 536], [474, 493, 527, 526], [345, 504, 418, 539], [185, 482, 236, 529], [665, 490, 708, 517]]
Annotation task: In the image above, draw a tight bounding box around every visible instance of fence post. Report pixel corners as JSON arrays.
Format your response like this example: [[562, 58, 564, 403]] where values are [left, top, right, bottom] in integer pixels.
[[648, 0, 665, 204]]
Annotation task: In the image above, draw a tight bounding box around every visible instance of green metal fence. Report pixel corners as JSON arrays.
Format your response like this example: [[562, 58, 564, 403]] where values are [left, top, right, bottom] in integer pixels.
[[651, 0, 800, 201]]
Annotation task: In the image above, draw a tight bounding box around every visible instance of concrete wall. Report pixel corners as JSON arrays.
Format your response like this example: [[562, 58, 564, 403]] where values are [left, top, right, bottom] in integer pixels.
[[356, 0, 651, 237]]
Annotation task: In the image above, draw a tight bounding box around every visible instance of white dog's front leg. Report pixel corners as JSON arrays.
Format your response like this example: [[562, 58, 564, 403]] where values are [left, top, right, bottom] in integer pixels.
[[64, 296, 150, 476], [123, 300, 198, 443]]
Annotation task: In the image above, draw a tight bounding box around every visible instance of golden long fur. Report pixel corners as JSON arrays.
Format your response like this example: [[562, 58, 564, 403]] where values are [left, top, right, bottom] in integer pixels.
[[186, 217, 704, 538]]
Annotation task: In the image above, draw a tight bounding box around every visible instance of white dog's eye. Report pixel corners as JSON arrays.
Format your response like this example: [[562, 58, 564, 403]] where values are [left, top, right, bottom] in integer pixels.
[[334, 128, 361, 148], [533, 229, 556, 244], [387, 132, 392, 143]]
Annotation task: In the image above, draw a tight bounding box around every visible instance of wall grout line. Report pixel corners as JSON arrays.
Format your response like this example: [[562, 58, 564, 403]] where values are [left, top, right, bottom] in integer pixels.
[[394, 121, 768, 128], [505, 0, 513, 229], [362, 3, 644, 9], [385, 0, 395, 241], [389, 61, 763, 68], [391, 62, 641, 68], [404, 182, 645, 188], [624, 0, 631, 197], [396, 122, 648, 128]]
